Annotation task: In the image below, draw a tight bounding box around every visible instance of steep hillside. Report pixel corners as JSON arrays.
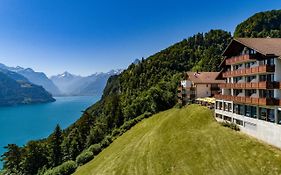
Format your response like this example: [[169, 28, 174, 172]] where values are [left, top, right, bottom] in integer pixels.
[[0, 70, 55, 106], [234, 9, 281, 38], [1, 30, 231, 174], [74, 105, 281, 175]]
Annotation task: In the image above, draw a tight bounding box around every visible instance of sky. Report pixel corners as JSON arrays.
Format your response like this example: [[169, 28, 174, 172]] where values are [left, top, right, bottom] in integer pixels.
[[0, 0, 280, 77]]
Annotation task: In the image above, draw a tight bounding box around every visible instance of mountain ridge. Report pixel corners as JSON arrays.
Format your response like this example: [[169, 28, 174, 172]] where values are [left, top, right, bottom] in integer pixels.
[[50, 69, 123, 96], [0, 68, 55, 106], [0, 63, 61, 95]]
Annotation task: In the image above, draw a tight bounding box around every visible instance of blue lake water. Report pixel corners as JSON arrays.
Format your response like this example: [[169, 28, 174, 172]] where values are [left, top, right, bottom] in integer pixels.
[[0, 96, 99, 168]]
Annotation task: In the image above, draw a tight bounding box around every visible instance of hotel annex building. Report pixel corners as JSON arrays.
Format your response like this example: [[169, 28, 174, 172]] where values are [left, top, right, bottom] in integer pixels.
[[215, 38, 281, 148]]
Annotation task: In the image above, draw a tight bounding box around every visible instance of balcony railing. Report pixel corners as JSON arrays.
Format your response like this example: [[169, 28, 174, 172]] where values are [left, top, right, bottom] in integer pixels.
[[225, 54, 256, 65], [219, 81, 279, 89], [222, 65, 275, 78], [214, 94, 277, 106]]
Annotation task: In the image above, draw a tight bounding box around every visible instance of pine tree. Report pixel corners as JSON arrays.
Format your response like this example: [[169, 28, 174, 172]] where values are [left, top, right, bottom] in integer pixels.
[[49, 124, 63, 167], [1, 144, 23, 174]]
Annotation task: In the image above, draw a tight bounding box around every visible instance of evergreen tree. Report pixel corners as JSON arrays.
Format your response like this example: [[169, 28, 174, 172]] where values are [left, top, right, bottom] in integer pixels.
[[1, 144, 23, 174], [62, 128, 83, 161], [21, 141, 48, 175], [49, 124, 63, 167]]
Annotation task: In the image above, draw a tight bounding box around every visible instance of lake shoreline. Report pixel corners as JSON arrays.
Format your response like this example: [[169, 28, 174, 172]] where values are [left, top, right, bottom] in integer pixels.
[[0, 96, 99, 168]]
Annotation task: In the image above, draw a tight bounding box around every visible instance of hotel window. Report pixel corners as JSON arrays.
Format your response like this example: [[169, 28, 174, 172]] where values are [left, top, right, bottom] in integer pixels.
[[259, 108, 275, 123], [251, 106, 257, 118], [238, 104, 245, 116], [216, 114, 223, 119], [260, 74, 274, 82], [234, 77, 243, 83], [224, 102, 228, 111], [234, 119, 243, 126], [245, 62, 255, 68], [246, 76, 256, 82], [268, 109, 275, 123], [259, 90, 274, 98], [263, 58, 274, 66], [228, 103, 232, 112], [249, 49, 256, 55], [259, 108, 267, 121], [245, 106, 257, 118], [224, 116, 232, 122], [245, 89, 256, 97], [234, 89, 243, 96], [217, 101, 223, 110], [234, 64, 243, 70], [234, 104, 239, 114], [277, 111, 281, 125], [245, 105, 251, 117]]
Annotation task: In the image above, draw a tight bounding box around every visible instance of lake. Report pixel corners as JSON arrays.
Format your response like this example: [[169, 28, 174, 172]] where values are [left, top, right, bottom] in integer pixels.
[[0, 96, 99, 168]]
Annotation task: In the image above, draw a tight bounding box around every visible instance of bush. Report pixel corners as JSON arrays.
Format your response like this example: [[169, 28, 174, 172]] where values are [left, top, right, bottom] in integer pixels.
[[76, 150, 94, 166], [174, 103, 183, 109], [112, 128, 122, 137], [44, 161, 77, 175], [87, 143, 102, 155], [220, 122, 240, 131], [101, 135, 113, 148]]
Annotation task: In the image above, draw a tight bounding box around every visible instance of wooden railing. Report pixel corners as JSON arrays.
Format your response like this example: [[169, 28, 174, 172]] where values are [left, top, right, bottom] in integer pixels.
[[219, 81, 279, 89], [222, 65, 275, 78], [225, 54, 256, 65], [214, 94, 277, 106]]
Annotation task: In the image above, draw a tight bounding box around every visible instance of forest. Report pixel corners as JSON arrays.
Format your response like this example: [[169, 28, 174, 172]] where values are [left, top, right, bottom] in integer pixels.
[[2, 9, 281, 175]]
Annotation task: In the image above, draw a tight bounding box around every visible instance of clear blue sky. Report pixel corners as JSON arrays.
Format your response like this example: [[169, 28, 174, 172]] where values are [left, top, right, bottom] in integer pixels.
[[0, 0, 280, 76]]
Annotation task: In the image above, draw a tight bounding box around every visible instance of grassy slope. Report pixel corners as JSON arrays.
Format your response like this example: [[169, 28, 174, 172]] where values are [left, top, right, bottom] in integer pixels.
[[74, 105, 281, 175]]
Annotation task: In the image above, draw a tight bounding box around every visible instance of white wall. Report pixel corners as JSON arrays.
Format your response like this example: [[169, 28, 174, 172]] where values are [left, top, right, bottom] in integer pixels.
[[196, 84, 211, 98], [215, 107, 281, 149], [274, 58, 281, 99]]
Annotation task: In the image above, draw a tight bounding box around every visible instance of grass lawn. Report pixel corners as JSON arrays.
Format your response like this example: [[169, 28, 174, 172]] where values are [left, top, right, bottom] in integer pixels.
[[74, 104, 281, 175]]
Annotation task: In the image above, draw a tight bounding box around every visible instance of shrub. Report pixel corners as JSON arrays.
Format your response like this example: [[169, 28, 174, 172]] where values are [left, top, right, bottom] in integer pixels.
[[87, 143, 102, 155], [143, 112, 152, 118], [112, 128, 122, 137], [220, 122, 240, 131], [174, 103, 183, 109], [76, 150, 94, 166], [101, 135, 113, 148], [44, 161, 77, 175]]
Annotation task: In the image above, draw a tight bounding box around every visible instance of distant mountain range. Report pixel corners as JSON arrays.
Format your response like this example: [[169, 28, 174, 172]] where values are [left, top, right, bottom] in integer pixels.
[[0, 63, 61, 95], [51, 69, 123, 96], [0, 63, 122, 97], [0, 67, 55, 106]]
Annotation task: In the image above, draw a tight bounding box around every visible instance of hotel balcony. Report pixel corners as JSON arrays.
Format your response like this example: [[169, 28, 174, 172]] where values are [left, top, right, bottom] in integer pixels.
[[222, 65, 275, 78], [219, 81, 279, 90], [225, 54, 256, 65], [214, 94, 277, 106]]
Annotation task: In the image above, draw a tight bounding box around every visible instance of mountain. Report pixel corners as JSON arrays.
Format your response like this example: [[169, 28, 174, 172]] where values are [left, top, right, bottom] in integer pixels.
[[50, 69, 122, 96], [0, 68, 55, 106], [234, 9, 281, 38], [0, 63, 61, 95], [50, 71, 83, 95], [1, 30, 231, 174], [74, 105, 281, 175]]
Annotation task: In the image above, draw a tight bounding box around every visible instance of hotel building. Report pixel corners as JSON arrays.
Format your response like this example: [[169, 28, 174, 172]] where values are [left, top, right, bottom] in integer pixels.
[[178, 72, 224, 105], [215, 38, 281, 148]]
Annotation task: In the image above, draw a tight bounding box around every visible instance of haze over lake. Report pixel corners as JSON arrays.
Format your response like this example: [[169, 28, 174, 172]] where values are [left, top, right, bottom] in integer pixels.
[[0, 96, 99, 167]]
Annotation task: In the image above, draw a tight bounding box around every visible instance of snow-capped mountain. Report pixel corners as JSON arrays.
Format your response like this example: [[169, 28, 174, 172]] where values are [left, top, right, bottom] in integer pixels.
[[50, 69, 122, 96], [0, 63, 61, 95]]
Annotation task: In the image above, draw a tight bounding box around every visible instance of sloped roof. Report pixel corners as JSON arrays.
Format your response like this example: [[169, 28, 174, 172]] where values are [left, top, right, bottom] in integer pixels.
[[223, 38, 281, 57], [186, 72, 225, 84]]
